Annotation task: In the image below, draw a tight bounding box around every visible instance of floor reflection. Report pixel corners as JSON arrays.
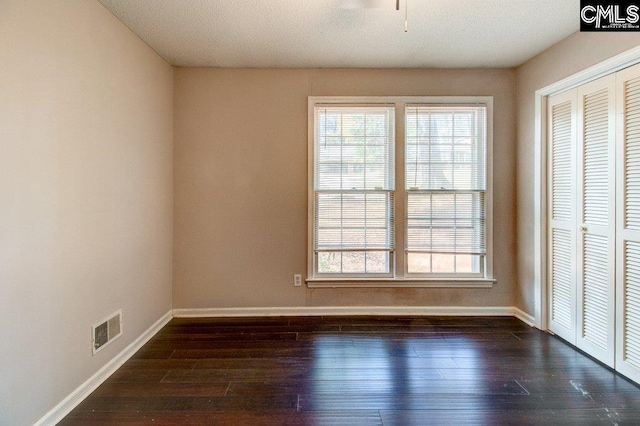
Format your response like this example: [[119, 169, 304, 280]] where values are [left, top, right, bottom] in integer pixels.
[[311, 335, 395, 402], [309, 333, 486, 411]]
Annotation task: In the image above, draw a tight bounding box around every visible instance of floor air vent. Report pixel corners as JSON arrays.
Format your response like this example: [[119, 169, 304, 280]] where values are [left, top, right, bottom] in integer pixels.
[[92, 310, 122, 355]]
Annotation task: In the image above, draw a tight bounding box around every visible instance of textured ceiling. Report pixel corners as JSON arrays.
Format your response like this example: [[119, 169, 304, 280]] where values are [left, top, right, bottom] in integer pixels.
[[97, 0, 580, 68]]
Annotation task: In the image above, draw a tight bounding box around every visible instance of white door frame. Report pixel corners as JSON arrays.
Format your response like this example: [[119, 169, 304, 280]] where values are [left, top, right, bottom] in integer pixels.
[[534, 45, 640, 330]]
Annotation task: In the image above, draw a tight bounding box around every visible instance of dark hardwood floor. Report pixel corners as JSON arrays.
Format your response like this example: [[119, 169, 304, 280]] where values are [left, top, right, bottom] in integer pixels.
[[60, 316, 640, 425]]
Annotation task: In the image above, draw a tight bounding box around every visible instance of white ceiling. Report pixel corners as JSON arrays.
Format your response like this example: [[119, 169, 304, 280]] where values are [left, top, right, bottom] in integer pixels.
[[97, 0, 580, 68]]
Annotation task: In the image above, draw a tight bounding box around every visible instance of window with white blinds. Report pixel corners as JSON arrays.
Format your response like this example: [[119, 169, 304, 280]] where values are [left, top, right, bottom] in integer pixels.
[[405, 106, 487, 276], [314, 106, 395, 275], [309, 97, 492, 281]]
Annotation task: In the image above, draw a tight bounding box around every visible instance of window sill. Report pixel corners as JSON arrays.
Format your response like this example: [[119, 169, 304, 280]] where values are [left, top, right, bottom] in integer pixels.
[[306, 278, 496, 289]]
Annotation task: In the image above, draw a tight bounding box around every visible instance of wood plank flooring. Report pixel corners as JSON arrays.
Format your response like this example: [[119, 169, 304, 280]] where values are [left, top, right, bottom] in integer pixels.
[[59, 316, 640, 425]]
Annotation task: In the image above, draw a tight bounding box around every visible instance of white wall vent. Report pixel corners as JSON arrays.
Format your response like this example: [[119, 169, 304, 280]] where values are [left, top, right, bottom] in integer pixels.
[[92, 310, 123, 355]]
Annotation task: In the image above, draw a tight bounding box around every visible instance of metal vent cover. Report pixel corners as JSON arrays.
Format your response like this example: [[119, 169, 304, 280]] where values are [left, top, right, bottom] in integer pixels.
[[92, 310, 123, 355]]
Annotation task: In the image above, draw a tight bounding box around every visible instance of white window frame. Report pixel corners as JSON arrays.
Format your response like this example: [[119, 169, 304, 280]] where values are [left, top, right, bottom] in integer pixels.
[[307, 96, 495, 288], [312, 104, 396, 279], [404, 104, 488, 279]]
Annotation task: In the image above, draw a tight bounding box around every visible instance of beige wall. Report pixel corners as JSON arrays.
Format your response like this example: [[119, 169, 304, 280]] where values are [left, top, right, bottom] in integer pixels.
[[0, 1, 174, 424], [9, 3, 635, 423], [515, 33, 640, 316], [173, 68, 517, 309]]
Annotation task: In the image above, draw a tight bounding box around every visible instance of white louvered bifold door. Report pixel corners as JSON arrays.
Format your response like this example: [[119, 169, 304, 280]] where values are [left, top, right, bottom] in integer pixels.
[[548, 90, 578, 345], [576, 75, 616, 367], [616, 63, 640, 383]]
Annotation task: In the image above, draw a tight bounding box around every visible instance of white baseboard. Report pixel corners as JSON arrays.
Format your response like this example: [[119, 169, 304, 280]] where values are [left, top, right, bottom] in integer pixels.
[[173, 306, 534, 321], [34, 310, 173, 426], [513, 308, 536, 327], [35, 305, 537, 425]]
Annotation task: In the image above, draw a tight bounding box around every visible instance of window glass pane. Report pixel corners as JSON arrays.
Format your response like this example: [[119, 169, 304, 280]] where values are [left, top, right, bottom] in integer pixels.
[[405, 107, 486, 191], [316, 107, 394, 191], [366, 113, 388, 136], [407, 253, 481, 274], [453, 254, 477, 273], [318, 251, 390, 274], [432, 254, 456, 273], [431, 113, 453, 136], [318, 252, 342, 273], [453, 112, 474, 137], [342, 252, 366, 273], [365, 252, 388, 273], [407, 253, 432, 274]]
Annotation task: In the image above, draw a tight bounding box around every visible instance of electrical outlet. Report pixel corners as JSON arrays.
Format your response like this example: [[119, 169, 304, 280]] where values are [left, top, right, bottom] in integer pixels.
[[294, 274, 302, 287]]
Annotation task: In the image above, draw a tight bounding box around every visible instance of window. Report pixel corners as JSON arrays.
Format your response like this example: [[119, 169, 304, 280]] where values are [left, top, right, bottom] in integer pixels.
[[405, 106, 486, 277], [313, 105, 395, 277], [308, 97, 493, 286]]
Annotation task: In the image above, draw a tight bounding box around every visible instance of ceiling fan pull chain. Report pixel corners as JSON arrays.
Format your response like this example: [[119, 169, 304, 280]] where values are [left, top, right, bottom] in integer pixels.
[[404, 0, 408, 32]]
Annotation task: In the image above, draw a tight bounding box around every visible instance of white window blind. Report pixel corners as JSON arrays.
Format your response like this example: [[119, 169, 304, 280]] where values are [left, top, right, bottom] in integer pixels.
[[314, 106, 395, 275], [405, 105, 487, 275]]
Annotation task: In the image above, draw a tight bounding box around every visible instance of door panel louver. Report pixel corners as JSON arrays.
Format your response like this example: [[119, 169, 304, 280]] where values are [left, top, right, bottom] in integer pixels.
[[552, 228, 573, 330], [576, 77, 615, 367], [582, 234, 609, 350], [552, 101, 573, 221], [626, 77, 640, 231], [583, 89, 609, 226], [547, 63, 640, 382], [548, 90, 576, 345], [617, 64, 640, 383], [624, 241, 640, 368]]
